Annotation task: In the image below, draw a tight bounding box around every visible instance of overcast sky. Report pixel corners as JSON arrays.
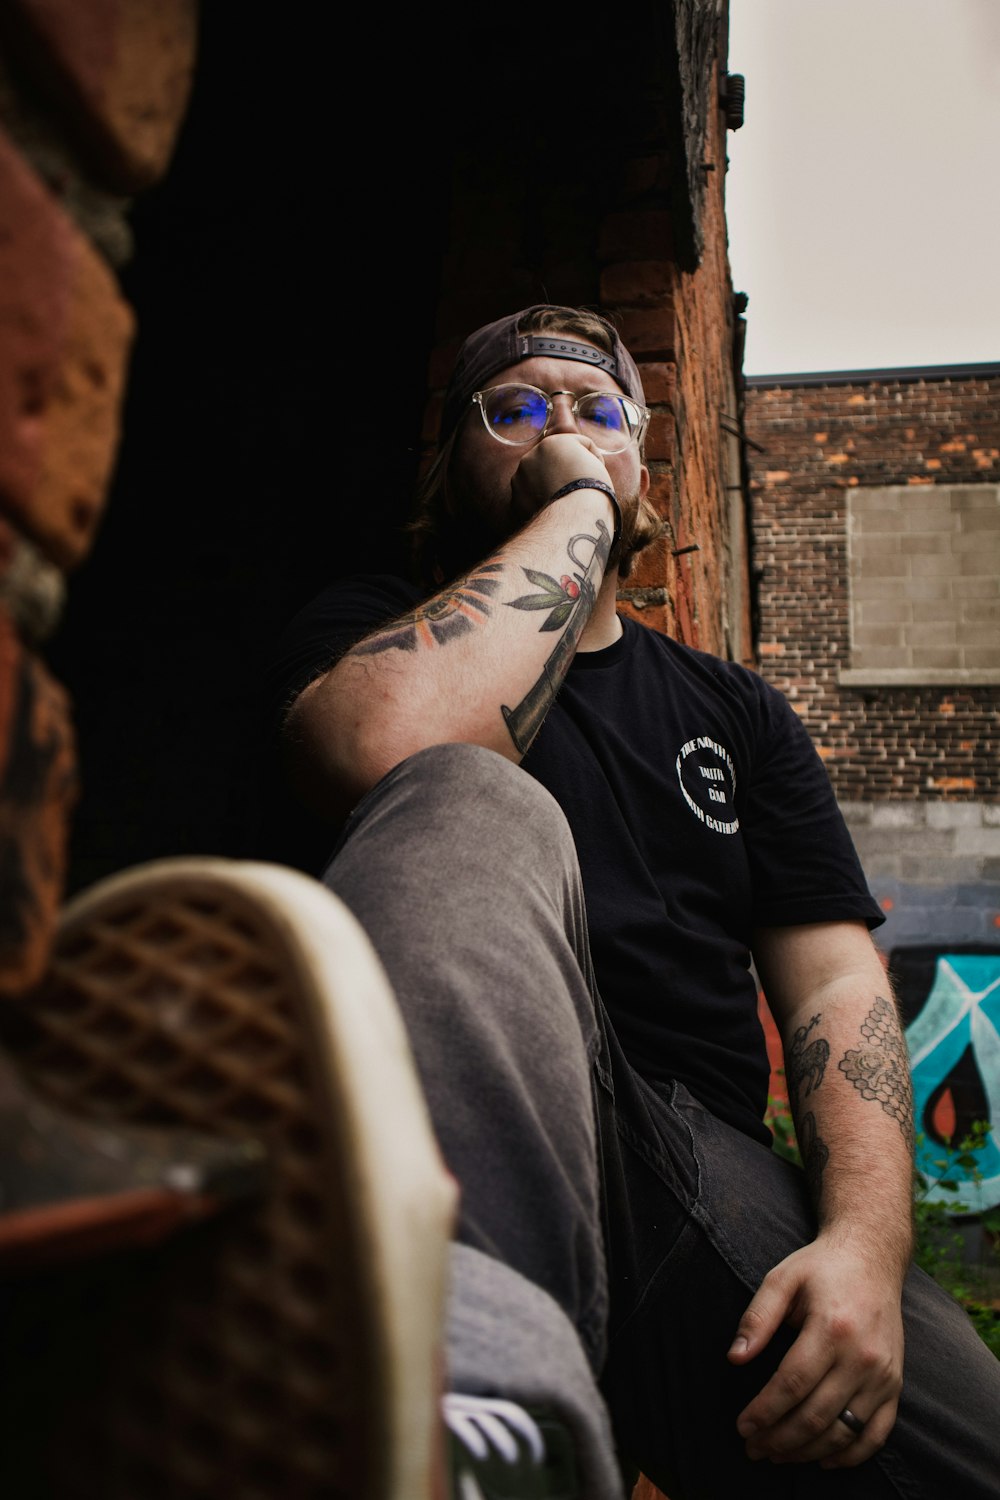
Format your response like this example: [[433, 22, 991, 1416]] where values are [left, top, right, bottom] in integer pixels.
[[725, 0, 1000, 375]]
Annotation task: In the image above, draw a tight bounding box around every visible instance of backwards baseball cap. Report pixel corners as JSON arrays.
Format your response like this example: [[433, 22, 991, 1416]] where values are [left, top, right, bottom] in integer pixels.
[[439, 304, 646, 444]]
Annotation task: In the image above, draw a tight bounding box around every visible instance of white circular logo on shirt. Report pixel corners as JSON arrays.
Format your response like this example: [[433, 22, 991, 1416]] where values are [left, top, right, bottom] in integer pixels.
[[675, 735, 739, 834]]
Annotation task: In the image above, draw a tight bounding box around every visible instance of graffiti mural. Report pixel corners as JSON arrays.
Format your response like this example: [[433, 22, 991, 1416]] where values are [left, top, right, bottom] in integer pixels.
[[891, 947, 1000, 1214]]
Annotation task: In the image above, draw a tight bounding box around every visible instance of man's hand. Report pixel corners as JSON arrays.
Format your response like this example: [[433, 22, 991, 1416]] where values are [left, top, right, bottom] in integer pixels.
[[283, 429, 623, 818], [509, 432, 610, 530], [728, 1234, 905, 1468], [743, 923, 914, 1468]]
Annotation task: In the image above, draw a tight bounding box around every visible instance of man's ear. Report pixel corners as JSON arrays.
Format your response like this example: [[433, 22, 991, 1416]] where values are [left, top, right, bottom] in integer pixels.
[[638, 463, 650, 500]]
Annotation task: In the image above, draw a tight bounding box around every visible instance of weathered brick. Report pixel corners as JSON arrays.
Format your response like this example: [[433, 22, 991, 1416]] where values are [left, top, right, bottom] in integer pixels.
[[0, 127, 134, 569], [645, 410, 675, 464], [616, 307, 676, 360], [0, 605, 77, 994], [614, 154, 669, 203], [644, 469, 674, 519], [598, 210, 674, 263], [599, 259, 674, 309], [618, 596, 672, 636], [626, 534, 674, 591], [5, 0, 198, 190], [638, 361, 677, 407]]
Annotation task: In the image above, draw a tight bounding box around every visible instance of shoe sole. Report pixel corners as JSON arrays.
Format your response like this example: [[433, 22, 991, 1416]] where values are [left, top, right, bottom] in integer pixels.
[[0, 857, 457, 1500]]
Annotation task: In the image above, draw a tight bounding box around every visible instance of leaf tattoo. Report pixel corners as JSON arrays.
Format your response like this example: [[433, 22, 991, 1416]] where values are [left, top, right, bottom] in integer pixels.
[[508, 567, 583, 633]]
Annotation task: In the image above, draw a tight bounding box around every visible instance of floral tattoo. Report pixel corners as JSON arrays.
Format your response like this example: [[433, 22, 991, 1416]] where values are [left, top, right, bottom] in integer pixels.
[[838, 996, 915, 1144], [508, 568, 585, 633]]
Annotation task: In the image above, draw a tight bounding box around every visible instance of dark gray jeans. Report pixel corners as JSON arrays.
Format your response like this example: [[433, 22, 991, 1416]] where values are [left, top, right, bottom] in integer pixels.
[[323, 744, 1000, 1500]]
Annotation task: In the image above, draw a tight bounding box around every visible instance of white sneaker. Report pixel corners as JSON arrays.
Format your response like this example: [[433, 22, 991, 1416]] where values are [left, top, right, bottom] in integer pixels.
[[444, 1393, 579, 1499], [3, 857, 457, 1499]]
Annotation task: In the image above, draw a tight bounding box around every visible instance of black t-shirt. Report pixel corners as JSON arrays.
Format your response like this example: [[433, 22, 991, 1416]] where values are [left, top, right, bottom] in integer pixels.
[[264, 574, 884, 1144]]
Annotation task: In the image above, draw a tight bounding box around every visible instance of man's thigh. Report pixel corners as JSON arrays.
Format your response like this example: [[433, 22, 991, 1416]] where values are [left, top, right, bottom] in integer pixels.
[[599, 1076, 1000, 1500]]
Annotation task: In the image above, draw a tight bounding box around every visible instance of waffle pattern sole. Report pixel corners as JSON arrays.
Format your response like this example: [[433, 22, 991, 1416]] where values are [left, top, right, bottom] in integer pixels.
[[0, 858, 457, 1500]]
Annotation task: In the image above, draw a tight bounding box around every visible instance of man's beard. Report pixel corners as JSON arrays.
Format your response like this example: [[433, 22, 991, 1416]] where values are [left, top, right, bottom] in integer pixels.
[[439, 472, 639, 584]]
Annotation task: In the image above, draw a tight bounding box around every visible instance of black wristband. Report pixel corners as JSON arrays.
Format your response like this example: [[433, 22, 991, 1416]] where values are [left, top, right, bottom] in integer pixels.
[[547, 478, 622, 555]]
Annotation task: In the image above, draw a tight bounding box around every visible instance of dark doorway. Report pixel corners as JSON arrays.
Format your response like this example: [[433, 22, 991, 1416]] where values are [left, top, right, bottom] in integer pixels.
[[49, 11, 451, 890]]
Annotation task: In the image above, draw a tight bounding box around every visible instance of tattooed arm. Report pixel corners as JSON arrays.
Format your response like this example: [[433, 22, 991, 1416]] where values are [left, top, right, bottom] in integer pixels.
[[283, 434, 623, 818], [728, 920, 913, 1471]]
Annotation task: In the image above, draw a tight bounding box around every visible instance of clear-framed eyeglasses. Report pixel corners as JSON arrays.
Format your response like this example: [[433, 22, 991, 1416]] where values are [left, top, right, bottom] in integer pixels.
[[472, 383, 650, 455]]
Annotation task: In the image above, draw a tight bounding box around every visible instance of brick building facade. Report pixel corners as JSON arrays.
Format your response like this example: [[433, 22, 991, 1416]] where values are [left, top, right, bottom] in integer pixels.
[[746, 369, 1000, 1207], [746, 367, 999, 945]]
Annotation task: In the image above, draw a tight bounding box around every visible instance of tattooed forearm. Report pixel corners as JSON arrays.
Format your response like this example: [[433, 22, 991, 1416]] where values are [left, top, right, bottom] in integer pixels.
[[353, 562, 503, 655], [786, 1013, 830, 1102], [786, 1016, 831, 1200], [782, 999, 911, 1207], [508, 564, 587, 633], [798, 1111, 829, 1201], [507, 522, 610, 633], [501, 520, 612, 754], [838, 996, 915, 1145]]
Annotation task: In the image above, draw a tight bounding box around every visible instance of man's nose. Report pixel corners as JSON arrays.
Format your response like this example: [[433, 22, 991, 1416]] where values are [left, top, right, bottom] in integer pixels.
[[546, 392, 579, 436]]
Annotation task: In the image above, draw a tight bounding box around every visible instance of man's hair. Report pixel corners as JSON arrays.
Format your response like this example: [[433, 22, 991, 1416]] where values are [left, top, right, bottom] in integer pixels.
[[409, 306, 663, 588]]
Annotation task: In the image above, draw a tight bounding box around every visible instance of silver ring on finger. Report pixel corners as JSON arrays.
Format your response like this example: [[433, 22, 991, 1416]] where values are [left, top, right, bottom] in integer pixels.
[[838, 1407, 865, 1436]]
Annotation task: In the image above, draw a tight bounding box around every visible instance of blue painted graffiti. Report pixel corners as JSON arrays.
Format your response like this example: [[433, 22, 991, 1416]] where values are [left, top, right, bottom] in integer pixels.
[[903, 952, 1000, 1213]]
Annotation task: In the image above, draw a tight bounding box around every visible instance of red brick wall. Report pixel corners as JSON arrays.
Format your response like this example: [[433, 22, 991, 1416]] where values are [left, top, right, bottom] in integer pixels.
[[615, 60, 752, 665], [746, 373, 1000, 800], [0, 0, 196, 991]]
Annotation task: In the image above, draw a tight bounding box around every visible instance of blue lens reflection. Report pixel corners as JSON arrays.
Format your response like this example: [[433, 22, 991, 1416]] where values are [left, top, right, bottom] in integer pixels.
[[487, 386, 549, 435], [579, 394, 626, 433]]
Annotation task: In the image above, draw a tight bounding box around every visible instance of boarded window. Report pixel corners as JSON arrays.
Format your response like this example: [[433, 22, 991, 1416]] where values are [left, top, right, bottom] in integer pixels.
[[841, 485, 1000, 686]]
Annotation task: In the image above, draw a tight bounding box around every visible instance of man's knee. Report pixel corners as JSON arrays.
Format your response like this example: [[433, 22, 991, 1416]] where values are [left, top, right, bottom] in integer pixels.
[[378, 742, 573, 848]]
